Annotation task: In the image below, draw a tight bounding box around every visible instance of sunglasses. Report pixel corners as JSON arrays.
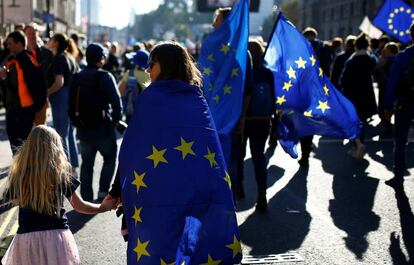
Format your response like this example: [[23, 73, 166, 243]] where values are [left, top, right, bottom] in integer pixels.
[[148, 61, 155, 69]]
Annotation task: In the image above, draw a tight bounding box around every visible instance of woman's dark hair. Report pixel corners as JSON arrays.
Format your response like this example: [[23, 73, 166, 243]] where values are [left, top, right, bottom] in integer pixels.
[[150, 41, 202, 86], [355, 33, 370, 50], [248, 39, 264, 69], [51, 33, 70, 54]]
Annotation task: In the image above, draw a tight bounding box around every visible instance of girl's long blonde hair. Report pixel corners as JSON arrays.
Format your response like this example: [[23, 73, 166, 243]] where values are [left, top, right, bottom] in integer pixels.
[[7, 125, 71, 216]]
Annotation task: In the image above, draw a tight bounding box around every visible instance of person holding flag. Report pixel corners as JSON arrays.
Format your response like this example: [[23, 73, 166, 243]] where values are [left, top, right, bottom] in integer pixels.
[[198, 0, 252, 199], [263, 12, 360, 159], [118, 41, 242, 265]]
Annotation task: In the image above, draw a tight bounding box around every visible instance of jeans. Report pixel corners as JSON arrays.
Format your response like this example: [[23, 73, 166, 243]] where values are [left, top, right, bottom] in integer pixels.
[[239, 119, 270, 188], [49, 85, 79, 168], [78, 126, 117, 200], [6, 107, 35, 154], [394, 104, 414, 178]]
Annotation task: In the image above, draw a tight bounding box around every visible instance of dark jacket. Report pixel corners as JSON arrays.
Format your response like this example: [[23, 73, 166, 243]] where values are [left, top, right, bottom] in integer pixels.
[[331, 49, 353, 88], [340, 51, 377, 121], [4, 50, 47, 112], [69, 66, 122, 140], [385, 45, 414, 108]]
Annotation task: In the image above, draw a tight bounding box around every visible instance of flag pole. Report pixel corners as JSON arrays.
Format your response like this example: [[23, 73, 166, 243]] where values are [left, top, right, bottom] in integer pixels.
[[262, 8, 282, 63]]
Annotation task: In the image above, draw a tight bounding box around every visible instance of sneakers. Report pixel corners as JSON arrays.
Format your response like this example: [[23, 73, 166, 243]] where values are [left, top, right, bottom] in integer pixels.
[[385, 177, 404, 188]]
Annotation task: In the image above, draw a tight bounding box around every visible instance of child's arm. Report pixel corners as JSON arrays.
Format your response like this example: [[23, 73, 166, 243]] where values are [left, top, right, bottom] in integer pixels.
[[68, 192, 116, 214]]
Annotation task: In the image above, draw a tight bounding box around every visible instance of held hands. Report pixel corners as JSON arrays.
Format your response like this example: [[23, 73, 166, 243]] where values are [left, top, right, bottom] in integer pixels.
[[99, 194, 121, 212]]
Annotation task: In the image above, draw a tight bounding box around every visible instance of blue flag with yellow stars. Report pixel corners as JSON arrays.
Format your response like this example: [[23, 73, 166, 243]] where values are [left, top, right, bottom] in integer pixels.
[[119, 80, 242, 265], [373, 0, 414, 43], [198, 0, 249, 163], [264, 13, 360, 158]]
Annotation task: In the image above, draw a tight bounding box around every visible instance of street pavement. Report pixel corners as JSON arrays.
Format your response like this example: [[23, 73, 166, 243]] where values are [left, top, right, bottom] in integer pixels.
[[0, 111, 413, 264]]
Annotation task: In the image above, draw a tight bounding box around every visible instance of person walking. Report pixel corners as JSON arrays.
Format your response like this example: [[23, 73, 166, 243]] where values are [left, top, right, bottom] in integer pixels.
[[384, 24, 414, 188], [69, 43, 122, 202], [238, 39, 275, 210], [340, 33, 377, 160], [1, 125, 114, 265], [0, 31, 47, 154], [117, 41, 242, 264], [47, 33, 79, 171]]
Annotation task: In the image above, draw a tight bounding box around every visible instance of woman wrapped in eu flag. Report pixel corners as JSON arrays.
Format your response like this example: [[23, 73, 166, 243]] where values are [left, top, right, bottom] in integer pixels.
[[118, 41, 242, 265]]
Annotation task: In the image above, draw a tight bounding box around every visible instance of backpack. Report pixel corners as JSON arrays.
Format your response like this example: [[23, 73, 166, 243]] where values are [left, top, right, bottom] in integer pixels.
[[68, 70, 107, 129], [125, 70, 142, 116], [249, 67, 275, 117]]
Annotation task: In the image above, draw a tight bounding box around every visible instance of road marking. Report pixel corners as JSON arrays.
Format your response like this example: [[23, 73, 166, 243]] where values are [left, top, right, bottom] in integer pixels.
[[0, 206, 17, 237]]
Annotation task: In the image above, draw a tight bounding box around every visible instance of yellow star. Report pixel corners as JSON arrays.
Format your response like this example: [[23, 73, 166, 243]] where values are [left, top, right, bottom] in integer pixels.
[[160, 259, 175, 265], [323, 84, 329, 95], [319, 67, 323, 77], [283, 81, 293, 91], [207, 54, 215, 62], [223, 85, 232, 94], [295, 57, 307, 69], [209, 83, 214, 91], [224, 171, 232, 189], [286, 66, 296, 79], [276, 95, 287, 106], [317, 100, 331, 113], [304, 110, 313, 117], [226, 235, 242, 258], [213, 94, 220, 104], [133, 238, 150, 262], [231, 68, 239, 77], [220, 44, 230, 54], [204, 147, 217, 168], [146, 146, 168, 168], [132, 171, 147, 193], [200, 255, 221, 265], [132, 207, 142, 225], [174, 137, 196, 160], [203, 67, 212, 76], [310, 55, 316, 66]]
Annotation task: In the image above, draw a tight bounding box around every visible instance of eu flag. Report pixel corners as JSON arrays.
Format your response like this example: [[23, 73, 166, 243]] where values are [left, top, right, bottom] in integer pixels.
[[119, 80, 242, 265], [198, 0, 249, 164], [372, 0, 414, 43], [264, 13, 360, 158]]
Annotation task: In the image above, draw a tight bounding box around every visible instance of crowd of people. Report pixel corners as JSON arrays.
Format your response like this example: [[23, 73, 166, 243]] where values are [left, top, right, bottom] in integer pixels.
[[0, 13, 413, 264]]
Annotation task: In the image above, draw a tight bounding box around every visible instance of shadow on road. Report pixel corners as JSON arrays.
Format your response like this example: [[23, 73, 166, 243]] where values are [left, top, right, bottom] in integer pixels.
[[388, 186, 414, 265], [67, 210, 96, 234], [314, 138, 381, 260], [238, 167, 311, 255]]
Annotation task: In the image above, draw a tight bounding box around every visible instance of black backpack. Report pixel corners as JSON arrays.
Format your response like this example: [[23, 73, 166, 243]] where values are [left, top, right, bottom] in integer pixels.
[[249, 67, 275, 117], [69, 70, 107, 129]]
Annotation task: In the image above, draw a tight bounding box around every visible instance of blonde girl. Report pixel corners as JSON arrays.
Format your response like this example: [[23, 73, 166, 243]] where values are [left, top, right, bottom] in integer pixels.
[[2, 125, 114, 265]]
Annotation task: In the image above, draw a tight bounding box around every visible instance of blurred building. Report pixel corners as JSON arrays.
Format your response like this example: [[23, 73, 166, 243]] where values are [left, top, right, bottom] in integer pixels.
[[32, 0, 77, 33], [0, 0, 76, 35], [250, 0, 275, 35], [298, 0, 384, 40]]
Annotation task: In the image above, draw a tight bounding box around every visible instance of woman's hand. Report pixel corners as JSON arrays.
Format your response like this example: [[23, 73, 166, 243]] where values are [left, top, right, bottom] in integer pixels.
[[99, 194, 120, 212]]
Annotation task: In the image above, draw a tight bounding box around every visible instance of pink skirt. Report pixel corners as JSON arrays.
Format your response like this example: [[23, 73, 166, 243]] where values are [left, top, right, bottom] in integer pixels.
[[1, 229, 80, 265]]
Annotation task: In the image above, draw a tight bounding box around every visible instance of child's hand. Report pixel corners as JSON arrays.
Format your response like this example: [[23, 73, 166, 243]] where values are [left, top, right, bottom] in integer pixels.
[[99, 195, 120, 212]]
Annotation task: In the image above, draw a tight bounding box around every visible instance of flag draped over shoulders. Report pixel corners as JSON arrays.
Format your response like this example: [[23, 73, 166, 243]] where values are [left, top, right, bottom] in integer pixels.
[[198, 0, 249, 163], [119, 80, 242, 265], [372, 0, 414, 43], [264, 13, 360, 158]]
